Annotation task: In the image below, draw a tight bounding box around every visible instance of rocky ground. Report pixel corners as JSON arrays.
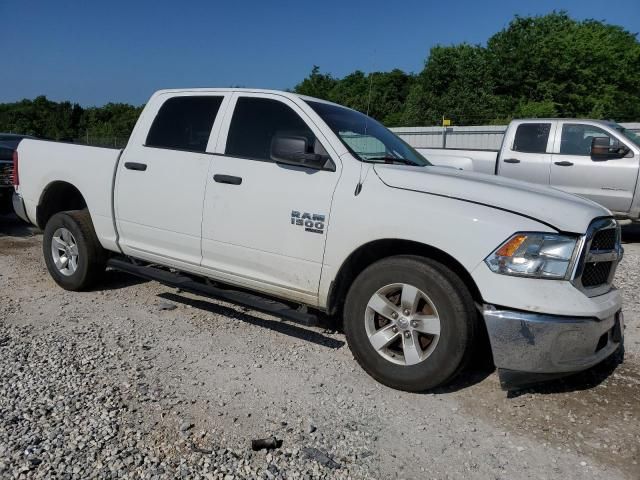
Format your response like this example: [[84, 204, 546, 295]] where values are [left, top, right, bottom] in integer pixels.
[[1, 214, 639, 479]]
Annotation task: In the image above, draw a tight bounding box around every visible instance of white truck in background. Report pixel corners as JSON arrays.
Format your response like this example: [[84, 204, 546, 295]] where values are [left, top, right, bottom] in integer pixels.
[[414, 119, 640, 222], [12, 89, 625, 392]]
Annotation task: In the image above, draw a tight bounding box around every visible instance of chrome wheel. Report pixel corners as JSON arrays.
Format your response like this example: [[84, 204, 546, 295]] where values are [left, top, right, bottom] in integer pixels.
[[51, 227, 79, 276], [365, 283, 441, 366]]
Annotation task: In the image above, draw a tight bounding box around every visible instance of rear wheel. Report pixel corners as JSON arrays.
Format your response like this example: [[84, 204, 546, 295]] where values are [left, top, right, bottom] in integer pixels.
[[343, 255, 477, 392], [43, 210, 106, 291]]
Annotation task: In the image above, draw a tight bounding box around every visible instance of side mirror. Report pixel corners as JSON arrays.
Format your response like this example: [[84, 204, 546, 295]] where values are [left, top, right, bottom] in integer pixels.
[[270, 135, 333, 171], [591, 136, 629, 160]]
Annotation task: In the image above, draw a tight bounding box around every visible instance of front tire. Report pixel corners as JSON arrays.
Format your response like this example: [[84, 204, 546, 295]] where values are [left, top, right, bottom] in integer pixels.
[[43, 210, 106, 291], [343, 255, 477, 392]]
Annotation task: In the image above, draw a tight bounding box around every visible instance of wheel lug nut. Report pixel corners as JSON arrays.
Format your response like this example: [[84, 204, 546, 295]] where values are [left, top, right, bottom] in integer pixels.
[[391, 326, 398, 333], [410, 320, 418, 328], [403, 309, 410, 316], [404, 331, 411, 338], [391, 312, 398, 319]]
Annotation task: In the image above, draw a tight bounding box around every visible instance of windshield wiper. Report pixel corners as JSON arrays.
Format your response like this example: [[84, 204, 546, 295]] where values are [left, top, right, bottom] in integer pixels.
[[363, 156, 420, 166]]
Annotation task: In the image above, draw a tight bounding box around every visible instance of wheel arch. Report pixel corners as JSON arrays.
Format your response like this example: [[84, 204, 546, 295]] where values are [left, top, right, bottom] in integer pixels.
[[36, 181, 88, 229], [326, 239, 483, 318]]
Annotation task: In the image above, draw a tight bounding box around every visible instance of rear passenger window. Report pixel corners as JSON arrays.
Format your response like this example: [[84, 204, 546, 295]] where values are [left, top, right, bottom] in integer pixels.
[[512, 123, 551, 153], [146, 96, 223, 152], [226, 97, 317, 161]]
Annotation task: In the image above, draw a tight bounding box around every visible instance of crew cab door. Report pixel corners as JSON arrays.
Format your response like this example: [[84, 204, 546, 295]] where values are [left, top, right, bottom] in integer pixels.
[[550, 122, 639, 213], [496, 121, 554, 185], [201, 93, 340, 305], [115, 92, 229, 265]]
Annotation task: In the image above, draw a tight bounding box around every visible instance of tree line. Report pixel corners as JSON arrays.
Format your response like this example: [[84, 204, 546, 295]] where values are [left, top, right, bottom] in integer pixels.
[[0, 97, 143, 146], [294, 12, 640, 126], [1, 11, 638, 145]]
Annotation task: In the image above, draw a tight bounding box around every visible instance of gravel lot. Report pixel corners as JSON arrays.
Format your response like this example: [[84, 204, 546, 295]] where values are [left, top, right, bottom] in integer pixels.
[[1, 214, 639, 479]]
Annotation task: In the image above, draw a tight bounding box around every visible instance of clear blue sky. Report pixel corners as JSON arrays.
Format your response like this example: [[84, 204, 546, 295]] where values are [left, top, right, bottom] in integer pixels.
[[2, 0, 639, 106]]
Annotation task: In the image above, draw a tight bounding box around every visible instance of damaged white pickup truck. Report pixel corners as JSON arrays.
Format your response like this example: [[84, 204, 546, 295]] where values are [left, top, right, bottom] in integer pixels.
[[12, 88, 625, 391]]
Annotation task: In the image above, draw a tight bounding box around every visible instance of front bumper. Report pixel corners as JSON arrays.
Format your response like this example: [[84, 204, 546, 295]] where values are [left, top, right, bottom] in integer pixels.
[[483, 305, 624, 389]]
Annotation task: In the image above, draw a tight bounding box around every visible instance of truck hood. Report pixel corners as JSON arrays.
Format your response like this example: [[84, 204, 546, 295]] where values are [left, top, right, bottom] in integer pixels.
[[374, 164, 611, 233]]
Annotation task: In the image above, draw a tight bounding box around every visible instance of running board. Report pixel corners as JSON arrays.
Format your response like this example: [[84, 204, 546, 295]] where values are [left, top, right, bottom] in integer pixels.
[[107, 257, 320, 327]]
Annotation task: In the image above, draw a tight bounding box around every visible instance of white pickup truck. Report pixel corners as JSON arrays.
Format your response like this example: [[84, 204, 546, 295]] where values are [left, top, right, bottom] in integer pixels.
[[12, 89, 625, 391], [419, 119, 640, 221]]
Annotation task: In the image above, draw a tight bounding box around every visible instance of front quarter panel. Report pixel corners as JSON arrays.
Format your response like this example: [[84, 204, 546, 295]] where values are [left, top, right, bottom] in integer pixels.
[[319, 162, 556, 307]]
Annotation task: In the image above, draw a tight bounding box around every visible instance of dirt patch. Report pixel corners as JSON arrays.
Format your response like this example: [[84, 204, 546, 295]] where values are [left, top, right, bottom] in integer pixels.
[[459, 361, 640, 478], [0, 236, 39, 254]]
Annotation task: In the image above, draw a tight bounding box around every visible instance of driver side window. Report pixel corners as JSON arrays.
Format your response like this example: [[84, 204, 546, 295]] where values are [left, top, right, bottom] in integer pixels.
[[560, 124, 614, 156], [225, 97, 325, 162]]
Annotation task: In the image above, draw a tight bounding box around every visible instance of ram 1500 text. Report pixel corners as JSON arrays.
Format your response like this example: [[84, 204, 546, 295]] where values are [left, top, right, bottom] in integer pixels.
[[13, 89, 625, 391]]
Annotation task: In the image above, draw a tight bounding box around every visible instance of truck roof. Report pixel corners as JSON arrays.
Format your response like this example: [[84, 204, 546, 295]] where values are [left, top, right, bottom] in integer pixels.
[[511, 118, 620, 126], [150, 88, 342, 107]]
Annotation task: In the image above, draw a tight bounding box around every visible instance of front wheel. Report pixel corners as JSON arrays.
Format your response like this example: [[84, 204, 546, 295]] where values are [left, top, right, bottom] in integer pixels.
[[343, 255, 477, 392], [43, 210, 106, 291]]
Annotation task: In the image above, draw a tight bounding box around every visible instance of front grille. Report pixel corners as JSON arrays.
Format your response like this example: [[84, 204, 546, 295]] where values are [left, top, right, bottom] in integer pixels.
[[0, 162, 13, 186], [591, 228, 616, 251], [572, 219, 621, 296], [582, 261, 613, 287]]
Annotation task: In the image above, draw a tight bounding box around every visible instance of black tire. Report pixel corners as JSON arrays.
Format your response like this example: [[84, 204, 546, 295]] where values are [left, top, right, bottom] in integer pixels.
[[43, 210, 106, 291], [343, 255, 477, 392]]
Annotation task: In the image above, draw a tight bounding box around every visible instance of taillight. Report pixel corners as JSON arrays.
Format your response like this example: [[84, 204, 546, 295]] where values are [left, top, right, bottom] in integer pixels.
[[12, 150, 19, 186]]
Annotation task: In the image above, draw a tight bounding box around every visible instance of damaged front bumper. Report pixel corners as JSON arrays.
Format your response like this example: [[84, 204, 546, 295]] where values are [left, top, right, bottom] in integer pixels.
[[482, 305, 624, 390]]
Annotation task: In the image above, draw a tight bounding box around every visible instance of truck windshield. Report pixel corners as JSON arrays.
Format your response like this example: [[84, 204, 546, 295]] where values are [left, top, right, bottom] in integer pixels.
[[614, 125, 640, 148], [305, 100, 430, 166]]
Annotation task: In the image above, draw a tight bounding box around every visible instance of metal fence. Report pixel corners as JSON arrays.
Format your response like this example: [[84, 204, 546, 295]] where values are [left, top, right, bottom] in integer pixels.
[[391, 122, 640, 150]]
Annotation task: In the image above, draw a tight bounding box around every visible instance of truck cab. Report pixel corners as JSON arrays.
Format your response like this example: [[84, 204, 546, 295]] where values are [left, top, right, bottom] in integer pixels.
[[413, 119, 640, 221], [499, 119, 640, 218]]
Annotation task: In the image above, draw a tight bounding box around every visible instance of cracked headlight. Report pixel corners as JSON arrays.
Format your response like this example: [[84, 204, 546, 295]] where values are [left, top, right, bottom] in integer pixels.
[[485, 233, 578, 279]]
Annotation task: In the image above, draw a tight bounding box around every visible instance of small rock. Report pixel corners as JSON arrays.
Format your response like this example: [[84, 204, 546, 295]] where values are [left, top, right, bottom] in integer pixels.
[[301, 447, 341, 469], [180, 421, 194, 432], [157, 302, 177, 311]]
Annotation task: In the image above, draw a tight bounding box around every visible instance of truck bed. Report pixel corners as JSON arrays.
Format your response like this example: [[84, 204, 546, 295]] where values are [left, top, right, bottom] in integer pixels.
[[417, 148, 498, 175], [16, 139, 122, 250]]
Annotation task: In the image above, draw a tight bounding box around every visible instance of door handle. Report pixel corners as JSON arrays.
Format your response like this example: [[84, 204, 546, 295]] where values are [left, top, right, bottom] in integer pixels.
[[554, 161, 574, 167], [503, 158, 520, 164], [124, 162, 147, 171], [213, 174, 242, 185]]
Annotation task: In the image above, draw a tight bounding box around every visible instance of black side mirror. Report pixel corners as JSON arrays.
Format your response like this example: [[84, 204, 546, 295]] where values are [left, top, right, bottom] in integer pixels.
[[591, 136, 629, 160], [270, 135, 333, 171]]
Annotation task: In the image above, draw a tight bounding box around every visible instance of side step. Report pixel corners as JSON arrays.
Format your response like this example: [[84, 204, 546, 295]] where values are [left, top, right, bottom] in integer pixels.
[[107, 257, 320, 327]]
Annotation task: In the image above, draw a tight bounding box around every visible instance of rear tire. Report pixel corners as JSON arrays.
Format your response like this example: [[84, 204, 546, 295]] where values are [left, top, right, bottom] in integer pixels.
[[43, 210, 106, 291], [343, 255, 477, 392]]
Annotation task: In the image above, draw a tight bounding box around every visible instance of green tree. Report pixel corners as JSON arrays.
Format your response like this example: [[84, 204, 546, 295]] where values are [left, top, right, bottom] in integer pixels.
[[402, 44, 503, 125], [293, 66, 337, 99], [79, 103, 144, 145], [0, 97, 143, 146], [294, 67, 415, 126], [487, 11, 640, 121]]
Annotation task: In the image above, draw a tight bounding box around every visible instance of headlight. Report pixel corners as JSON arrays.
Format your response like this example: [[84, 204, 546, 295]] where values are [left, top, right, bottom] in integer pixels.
[[485, 233, 578, 279]]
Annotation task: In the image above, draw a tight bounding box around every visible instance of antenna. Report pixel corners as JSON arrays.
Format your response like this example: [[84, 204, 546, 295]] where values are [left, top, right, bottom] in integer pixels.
[[364, 50, 376, 134], [365, 70, 374, 119], [356, 52, 376, 196]]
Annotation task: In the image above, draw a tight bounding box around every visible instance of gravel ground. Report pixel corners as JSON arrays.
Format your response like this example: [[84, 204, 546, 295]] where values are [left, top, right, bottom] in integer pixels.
[[1, 214, 639, 479]]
